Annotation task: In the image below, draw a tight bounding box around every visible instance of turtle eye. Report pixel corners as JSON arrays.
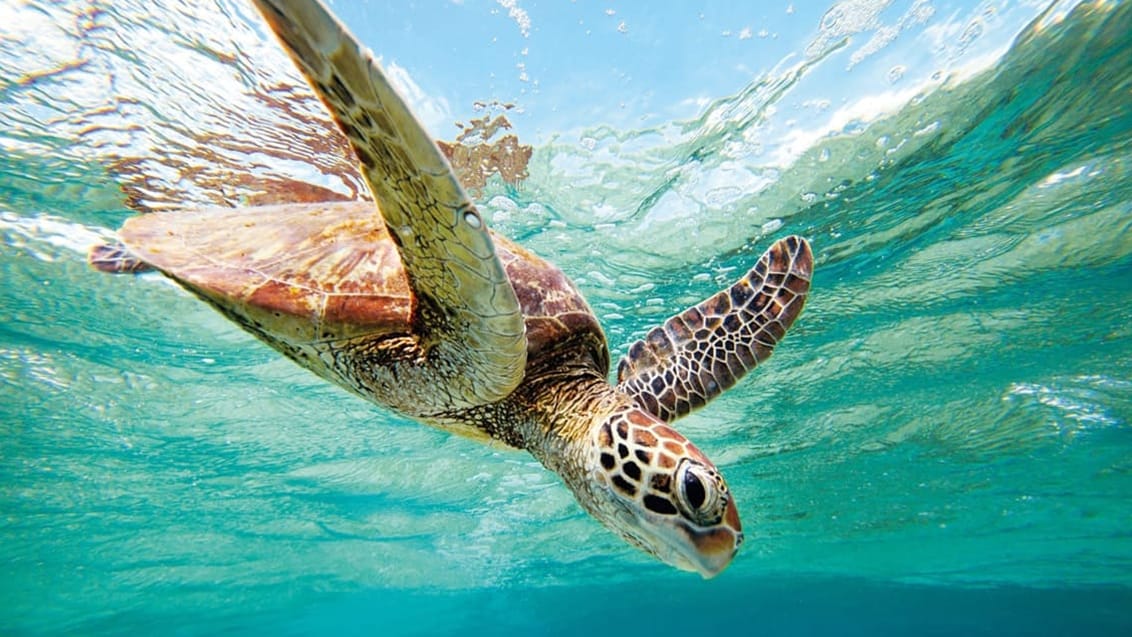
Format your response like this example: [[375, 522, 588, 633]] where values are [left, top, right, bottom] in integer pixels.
[[683, 469, 706, 509], [675, 459, 725, 526]]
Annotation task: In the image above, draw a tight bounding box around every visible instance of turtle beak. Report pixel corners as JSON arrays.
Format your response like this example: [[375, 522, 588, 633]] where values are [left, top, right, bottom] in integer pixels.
[[657, 495, 742, 578], [683, 496, 743, 578]]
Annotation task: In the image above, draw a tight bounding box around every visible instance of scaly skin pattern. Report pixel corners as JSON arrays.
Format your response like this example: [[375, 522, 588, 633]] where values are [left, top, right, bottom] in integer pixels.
[[448, 353, 743, 576], [617, 236, 813, 422], [94, 0, 816, 577]]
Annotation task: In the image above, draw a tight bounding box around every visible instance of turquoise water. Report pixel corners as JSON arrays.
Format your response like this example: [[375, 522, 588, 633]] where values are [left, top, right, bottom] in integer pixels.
[[3, 0, 1131, 634]]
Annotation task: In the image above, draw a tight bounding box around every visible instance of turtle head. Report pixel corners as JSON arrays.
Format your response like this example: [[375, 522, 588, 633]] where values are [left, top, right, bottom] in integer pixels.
[[580, 406, 742, 577]]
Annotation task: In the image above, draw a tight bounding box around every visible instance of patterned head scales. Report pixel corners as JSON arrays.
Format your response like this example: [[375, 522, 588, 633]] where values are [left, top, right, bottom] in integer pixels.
[[589, 407, 742, 577]]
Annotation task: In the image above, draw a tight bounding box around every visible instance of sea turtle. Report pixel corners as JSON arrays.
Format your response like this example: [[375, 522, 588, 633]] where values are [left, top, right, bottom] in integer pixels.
[[90, 0, 812, 577]]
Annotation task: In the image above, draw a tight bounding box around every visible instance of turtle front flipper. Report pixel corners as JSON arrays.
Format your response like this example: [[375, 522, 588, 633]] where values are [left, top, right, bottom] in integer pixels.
[[617, 236, 812, 422], [251, 0, 526, 407]]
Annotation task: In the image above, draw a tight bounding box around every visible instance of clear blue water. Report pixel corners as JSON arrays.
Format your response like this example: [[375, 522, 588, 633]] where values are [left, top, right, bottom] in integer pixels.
[[3, 0, 1131, 635]]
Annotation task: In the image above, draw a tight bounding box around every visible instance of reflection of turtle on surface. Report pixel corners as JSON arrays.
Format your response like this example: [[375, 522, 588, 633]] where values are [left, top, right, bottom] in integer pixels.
[[437, 101, 532, 194], [90, 0, 812, 577]]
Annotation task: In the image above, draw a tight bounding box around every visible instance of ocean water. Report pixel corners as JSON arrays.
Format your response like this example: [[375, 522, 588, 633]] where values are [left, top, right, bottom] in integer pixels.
[[2, 0, 1131, 635]]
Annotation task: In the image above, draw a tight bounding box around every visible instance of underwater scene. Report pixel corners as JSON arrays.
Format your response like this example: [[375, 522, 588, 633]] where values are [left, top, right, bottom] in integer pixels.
[[2, 0, 1131, 634]]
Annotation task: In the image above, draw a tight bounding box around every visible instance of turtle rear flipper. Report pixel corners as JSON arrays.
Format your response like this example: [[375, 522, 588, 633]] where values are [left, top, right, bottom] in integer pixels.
[[89, 241, 155, 274], [616, 236, 813, 423]]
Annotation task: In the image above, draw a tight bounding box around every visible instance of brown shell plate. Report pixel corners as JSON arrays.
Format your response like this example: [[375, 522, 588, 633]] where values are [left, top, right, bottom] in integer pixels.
[[118, 201, 606, 364]]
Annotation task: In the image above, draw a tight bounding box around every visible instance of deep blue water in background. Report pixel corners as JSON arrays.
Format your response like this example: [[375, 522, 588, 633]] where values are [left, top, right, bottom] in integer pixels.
[[158, 579, 1132, 636], [2, 0, 1131, 635]]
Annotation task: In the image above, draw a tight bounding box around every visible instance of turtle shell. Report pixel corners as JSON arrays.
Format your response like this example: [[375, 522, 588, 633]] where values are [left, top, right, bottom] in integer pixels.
[[117, 201, 609, 378]]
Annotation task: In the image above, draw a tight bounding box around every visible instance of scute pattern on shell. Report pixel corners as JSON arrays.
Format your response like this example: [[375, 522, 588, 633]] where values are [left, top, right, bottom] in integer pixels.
[[499, 242, 609, 373], [118, 202, 414, 343]]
